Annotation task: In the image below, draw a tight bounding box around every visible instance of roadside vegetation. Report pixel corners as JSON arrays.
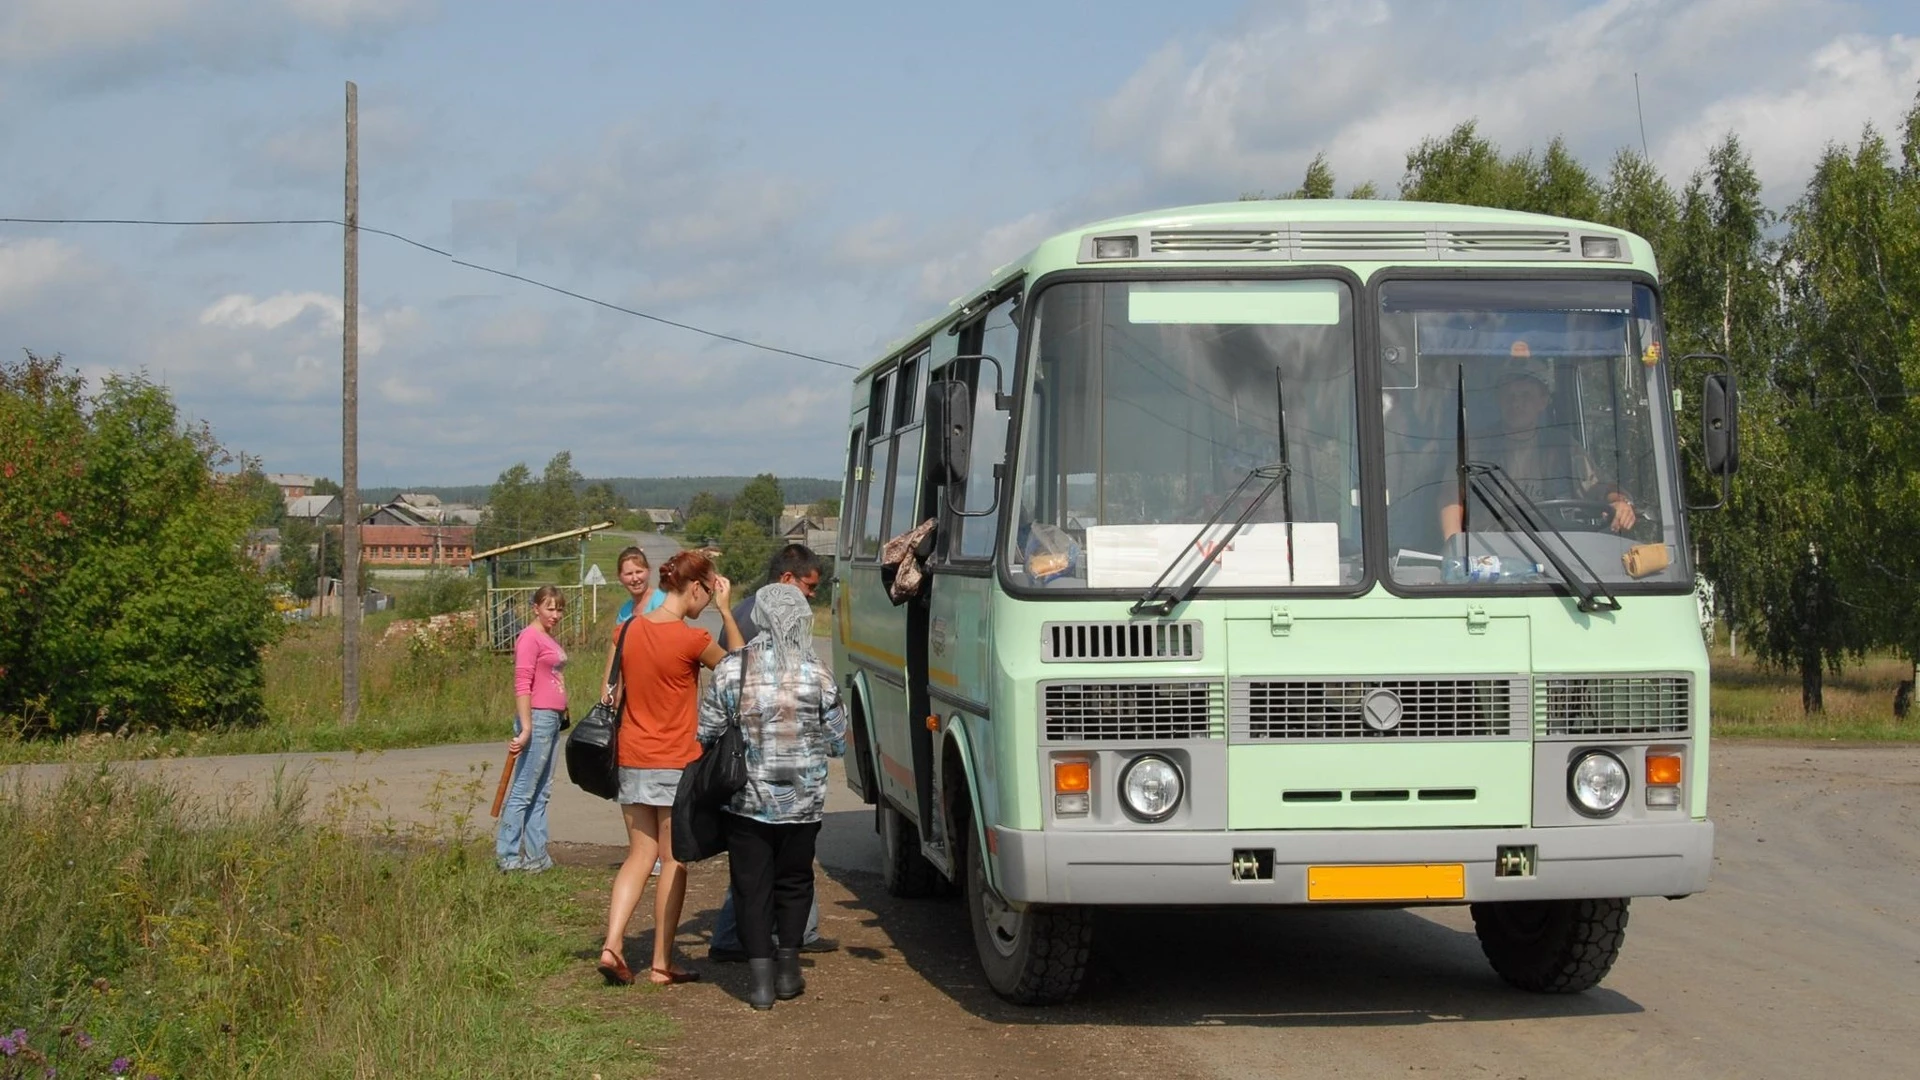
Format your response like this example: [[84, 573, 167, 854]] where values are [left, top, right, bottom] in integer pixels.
[[1710, 649, 1918, 741], [0, 767, 664, 1079]]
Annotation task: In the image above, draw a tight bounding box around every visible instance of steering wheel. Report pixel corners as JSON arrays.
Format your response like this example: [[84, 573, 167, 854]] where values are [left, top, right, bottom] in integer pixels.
[[1529, 498, 1621, 532]]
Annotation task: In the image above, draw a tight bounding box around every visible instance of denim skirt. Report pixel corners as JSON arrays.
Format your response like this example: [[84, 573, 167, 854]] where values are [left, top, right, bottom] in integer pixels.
[[618, 767, 681, 807]]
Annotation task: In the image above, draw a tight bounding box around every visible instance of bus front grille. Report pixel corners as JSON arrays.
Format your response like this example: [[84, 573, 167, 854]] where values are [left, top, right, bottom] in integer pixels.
[[1041, 620, 1203, 662], [1231, 677, 1530, 741], [1041, 680, 1224, 742], [1535, 676, 1691, 737]]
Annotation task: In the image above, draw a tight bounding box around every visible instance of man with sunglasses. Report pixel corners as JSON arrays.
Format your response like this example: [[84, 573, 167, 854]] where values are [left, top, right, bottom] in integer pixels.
[[707, 544, 837, 961]]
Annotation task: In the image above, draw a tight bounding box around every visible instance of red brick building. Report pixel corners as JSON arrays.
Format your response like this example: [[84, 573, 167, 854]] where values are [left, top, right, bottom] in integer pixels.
[[357, 524, 476, 569]]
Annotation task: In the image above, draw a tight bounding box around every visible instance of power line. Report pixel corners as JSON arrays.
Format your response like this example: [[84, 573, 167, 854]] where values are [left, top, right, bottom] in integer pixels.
[[0, 214, 856, 370]]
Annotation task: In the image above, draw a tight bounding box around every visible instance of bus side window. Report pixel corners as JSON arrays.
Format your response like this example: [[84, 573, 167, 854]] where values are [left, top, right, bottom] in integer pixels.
[[840, 423, 864, 557], [953, 296, 1017, 560], [885, 348, 930, 541]]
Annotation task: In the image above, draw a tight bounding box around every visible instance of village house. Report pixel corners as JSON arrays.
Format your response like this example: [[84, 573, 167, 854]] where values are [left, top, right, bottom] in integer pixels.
[[356, 523, 477, 570], [644, 508, 681, 532], [284, 494, 341, 523], [265, 473, 318, 500]]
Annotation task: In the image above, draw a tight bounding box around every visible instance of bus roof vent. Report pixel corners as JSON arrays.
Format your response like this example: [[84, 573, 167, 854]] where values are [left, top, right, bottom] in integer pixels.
[[1442, 229, 1573, 257], [1148, 229, 1288, 254], [1295, 228, 1429, 253], [1535, 675, 1691, 737], [1042, 620, 1203, 662]]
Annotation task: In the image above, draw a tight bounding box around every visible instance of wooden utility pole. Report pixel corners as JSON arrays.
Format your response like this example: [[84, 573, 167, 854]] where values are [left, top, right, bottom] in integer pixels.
[[341, 81, 362, 725]]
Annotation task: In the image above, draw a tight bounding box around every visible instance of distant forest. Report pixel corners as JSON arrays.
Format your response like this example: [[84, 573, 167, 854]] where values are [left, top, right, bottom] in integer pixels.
[[362, 475, 840, 511]]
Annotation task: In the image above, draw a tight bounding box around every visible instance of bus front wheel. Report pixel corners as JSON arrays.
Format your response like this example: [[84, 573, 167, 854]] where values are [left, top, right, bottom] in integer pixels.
[[1470, 897, 1630, 993], [966, 828, 1091, 1005], [880, 801, 943, 898]]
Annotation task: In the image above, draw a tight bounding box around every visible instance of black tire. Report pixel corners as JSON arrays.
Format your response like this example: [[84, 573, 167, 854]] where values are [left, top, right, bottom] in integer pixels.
[[965, 822, 1091, 1005], [880, 801, 943, 898], [1471, 897, 1630, 993]]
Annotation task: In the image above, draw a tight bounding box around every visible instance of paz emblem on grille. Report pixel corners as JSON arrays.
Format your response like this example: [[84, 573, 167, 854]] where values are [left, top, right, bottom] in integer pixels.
[[1361, 689, 1404, 732]]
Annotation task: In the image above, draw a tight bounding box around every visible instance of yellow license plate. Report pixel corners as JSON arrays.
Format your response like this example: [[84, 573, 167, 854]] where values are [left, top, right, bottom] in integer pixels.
[[1307, 863, 1466, 902]]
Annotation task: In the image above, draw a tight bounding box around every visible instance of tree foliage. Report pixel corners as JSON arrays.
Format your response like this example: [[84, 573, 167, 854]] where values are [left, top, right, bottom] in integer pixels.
[[733, 473, 785, 534], [0, 353, 279, 734]]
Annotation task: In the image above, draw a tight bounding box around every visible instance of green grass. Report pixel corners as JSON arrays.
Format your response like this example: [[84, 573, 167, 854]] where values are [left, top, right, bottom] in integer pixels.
[[0, 603, 628, 765], [0, 767, 669, 1079], [1710, 648, 1920, 741]]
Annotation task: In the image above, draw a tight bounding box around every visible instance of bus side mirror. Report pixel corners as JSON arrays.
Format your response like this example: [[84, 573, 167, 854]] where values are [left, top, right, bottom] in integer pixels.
[[927, 379, 972, 485], [1702, 372, 1738, 476]]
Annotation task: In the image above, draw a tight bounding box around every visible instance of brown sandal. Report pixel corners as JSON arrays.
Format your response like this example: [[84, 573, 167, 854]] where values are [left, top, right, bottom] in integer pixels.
[[649, 966, 700, 985], [598, 948, 634, 986]]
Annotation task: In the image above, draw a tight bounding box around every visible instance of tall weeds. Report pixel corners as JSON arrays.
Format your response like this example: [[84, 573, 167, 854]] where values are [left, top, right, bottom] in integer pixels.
[[0, 768, 660, 1078]]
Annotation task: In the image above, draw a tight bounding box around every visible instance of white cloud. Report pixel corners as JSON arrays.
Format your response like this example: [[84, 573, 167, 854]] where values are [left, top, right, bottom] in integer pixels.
[[1658, 34, 1920, 196], [1090, 0, 1879, 200], [0, 237, 100, 305]]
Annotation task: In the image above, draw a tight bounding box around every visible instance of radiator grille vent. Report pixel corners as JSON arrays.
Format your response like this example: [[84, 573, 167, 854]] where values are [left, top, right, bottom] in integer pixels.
[[1232, 677, 1529, 740], [1536, 676, 1691, 737], [1042, 681, 1224, 742], [1042, 620, 1202, 662]]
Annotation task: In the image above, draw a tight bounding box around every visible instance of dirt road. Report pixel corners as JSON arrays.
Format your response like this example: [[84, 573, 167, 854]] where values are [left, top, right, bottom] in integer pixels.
[[13, 743, 1916, 1079]]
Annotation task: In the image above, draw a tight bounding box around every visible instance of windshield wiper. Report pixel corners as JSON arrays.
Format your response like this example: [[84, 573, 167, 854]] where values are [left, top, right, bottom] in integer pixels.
[[1465, 463, 1621, 612], [1453, 366, 1620, 613], [1131, 367, 1295, 617], [1129, 461, 1290, 617], [1451, 365, 1620, 611]]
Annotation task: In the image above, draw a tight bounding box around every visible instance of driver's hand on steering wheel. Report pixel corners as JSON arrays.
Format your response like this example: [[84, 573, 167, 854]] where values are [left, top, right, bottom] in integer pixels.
[[1607, 492, 1637, 532]]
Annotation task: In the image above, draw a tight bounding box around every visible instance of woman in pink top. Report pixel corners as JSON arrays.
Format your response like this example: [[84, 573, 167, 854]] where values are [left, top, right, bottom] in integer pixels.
[[496, 585, 569, 872]]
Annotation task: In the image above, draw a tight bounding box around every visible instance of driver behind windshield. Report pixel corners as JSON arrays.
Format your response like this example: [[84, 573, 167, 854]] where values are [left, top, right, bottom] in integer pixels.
[[1439, 345, 1637, 542]]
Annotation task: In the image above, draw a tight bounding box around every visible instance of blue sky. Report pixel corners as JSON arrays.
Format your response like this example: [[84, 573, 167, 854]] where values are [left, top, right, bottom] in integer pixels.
[[3, 0, 1916, 486]]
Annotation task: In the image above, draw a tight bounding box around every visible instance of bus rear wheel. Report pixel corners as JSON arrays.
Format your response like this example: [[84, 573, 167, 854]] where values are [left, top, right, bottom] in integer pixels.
[[1470, 897, 1630, 993], [880, 801, 943, 898], [965, 827, 1091, 1005]]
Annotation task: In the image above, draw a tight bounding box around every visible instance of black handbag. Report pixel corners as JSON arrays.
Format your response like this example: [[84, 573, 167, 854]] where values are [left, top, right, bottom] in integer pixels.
[[564, 619, 631, 801], [671, 668, 749, 862]]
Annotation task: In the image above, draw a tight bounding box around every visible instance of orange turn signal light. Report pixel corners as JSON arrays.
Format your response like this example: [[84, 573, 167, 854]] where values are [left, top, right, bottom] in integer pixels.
[[1646, 754, 1683, 786], [1053, 760, 1091, 794]]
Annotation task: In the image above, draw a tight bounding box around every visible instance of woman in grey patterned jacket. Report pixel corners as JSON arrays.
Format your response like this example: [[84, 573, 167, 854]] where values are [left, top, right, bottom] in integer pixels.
[[696, 582, 846, 1009]]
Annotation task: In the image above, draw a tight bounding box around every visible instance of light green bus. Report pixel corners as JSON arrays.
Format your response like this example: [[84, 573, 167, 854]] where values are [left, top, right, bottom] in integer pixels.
[[830, 200, 1737, 1004]]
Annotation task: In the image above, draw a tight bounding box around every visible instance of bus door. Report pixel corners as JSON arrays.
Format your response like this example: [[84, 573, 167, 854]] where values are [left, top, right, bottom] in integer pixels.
[[898, 336, 954, 857]]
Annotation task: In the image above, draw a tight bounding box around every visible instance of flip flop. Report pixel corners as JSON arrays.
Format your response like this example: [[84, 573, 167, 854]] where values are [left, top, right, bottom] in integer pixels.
[[649, 966, 701, 985]]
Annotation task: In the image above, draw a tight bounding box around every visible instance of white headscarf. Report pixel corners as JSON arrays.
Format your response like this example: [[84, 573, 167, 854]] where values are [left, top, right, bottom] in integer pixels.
[[751, 582, 815, 677]]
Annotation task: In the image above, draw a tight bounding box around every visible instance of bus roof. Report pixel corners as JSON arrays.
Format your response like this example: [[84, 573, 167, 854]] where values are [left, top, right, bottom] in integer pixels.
[[859, 199, 1655, 378]]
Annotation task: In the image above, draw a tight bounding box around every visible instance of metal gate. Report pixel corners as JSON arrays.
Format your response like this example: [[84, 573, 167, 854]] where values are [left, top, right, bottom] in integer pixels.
[[483, 585, 588, 651]]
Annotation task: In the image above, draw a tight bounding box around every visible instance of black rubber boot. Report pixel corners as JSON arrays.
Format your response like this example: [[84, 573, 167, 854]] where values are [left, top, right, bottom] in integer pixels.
[[774, 947, 806, 1000], [746, 958, 777, 1010]]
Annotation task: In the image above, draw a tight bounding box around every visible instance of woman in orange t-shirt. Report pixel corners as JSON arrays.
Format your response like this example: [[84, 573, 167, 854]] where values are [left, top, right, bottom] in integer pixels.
[[598, 550, 744, 987]]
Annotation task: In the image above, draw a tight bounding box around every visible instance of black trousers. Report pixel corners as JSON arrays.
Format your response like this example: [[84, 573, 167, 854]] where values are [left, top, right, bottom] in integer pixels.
[[725, 815, 821, 961]]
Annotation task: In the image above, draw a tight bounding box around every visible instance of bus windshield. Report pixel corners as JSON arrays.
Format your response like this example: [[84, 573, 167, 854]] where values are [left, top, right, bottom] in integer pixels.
[[1379, 278, 1686, 589], [1005, 278, 1363, 591]]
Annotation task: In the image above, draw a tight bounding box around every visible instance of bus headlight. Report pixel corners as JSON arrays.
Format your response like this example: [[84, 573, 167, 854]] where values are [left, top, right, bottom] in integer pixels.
[[1119, 755, 1183, 822], [1568, 750, 1629, 817]]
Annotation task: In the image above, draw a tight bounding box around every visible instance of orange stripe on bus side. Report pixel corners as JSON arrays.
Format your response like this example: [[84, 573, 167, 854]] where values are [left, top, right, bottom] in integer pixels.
[[843, 639, 961, 689]]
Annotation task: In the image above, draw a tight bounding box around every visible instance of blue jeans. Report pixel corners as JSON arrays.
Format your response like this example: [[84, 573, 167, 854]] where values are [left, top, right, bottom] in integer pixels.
[[495, 709, 561, 871], [711, 883, 821, 949]]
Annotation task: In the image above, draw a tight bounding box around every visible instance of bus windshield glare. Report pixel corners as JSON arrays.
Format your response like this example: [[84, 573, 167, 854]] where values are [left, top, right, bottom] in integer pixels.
[[1006, 278, 1363, 591], [1380, 279, 1685, 589]]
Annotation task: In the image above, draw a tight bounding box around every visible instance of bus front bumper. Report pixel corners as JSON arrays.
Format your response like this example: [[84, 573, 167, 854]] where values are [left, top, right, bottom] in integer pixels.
[[990, 820, 1713, 906]]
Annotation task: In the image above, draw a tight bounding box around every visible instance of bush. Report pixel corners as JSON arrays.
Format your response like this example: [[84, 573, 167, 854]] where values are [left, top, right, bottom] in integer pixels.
[[0, 355, 279, 736], [394, 570, 480, 619]]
